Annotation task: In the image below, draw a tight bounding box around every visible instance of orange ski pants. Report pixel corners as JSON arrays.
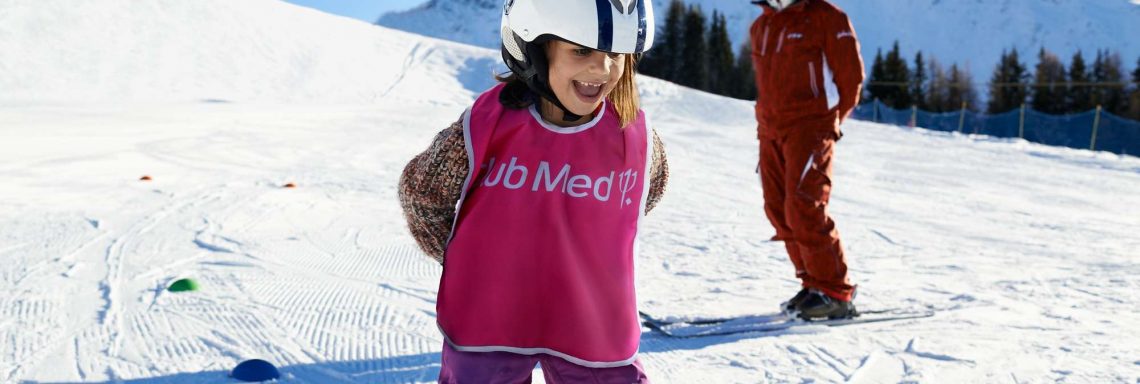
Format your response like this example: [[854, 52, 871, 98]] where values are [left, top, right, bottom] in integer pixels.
[[759, 126, 854, 301]]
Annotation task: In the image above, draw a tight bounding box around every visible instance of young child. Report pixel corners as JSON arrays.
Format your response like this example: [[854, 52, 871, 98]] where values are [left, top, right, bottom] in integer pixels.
[[398, 0, 667, 382]]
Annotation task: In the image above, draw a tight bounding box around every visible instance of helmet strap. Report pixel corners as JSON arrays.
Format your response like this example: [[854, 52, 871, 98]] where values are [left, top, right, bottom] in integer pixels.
[[504, 35, 584, 123]]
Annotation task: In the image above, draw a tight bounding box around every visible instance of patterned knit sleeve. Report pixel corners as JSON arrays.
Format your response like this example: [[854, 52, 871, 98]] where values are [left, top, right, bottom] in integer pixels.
[[398, 117, 469, 264], [645, 128, 668, 215]]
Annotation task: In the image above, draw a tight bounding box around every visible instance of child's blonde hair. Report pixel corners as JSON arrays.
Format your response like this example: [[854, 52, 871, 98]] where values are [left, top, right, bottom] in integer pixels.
[[497, 53, 641, 129], [607, 55, 641, 129]]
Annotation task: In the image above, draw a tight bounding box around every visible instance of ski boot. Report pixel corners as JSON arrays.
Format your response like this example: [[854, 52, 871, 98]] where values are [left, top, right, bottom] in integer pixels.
[[795, 289, 857, 320], [780, 287, 811, 315]]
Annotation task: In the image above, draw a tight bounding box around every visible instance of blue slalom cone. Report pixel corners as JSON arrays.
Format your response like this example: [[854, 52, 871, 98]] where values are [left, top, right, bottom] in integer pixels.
[[231, 359, 280, 382]]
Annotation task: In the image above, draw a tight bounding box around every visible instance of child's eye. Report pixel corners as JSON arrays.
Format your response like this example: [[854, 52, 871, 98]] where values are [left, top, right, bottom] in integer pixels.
[[573, 48, 592, 56]]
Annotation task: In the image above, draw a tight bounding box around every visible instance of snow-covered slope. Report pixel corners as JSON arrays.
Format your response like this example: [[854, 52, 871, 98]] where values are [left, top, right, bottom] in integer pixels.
[[378, 0, 1140, 84], [0, 0, 502, 104], [3, 0, 1140, 383]]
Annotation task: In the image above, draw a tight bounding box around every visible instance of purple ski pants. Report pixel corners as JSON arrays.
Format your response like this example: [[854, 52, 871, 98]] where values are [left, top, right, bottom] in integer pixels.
[[438, 343, 651, 383]]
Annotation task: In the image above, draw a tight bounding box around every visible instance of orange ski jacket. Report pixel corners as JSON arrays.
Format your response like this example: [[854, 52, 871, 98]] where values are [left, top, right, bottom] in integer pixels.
[[750, 0, 864, 138]]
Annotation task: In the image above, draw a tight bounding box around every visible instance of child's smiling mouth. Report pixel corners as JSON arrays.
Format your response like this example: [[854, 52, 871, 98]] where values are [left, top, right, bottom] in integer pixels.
[[573, 80, 606, 102]]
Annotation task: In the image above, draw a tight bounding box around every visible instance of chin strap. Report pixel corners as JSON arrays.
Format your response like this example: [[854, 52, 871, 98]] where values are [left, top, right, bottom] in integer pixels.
[[556, 106, 584, 122], [502, 36, 584, 122]]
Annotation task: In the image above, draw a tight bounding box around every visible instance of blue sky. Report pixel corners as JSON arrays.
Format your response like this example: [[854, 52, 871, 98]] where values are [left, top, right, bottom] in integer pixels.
[[282, 0, 426, 23]]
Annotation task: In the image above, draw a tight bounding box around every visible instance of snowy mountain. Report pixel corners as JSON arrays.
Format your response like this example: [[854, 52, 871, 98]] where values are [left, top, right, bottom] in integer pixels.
[[3, 0, 1140, 383], [378, 0, 1140, 84], [0, 0, 501, 104], [376, 0, 760, 54]]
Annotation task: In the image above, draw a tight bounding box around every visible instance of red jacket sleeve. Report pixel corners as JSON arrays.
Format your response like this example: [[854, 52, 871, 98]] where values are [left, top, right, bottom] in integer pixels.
[[823, 10, 864, 123]]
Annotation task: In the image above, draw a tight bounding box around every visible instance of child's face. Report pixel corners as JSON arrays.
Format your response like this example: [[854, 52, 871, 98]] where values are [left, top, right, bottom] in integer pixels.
[[544, 40, 626, 117]]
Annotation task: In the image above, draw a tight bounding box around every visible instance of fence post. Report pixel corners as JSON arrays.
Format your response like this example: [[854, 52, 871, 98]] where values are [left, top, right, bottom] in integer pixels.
[[1018, 103, 1026, 139], [873, 98, 879, 123], [1090, 105, 1102, 151], [910, 105, 917, 128], [957, 101, 967, 133]]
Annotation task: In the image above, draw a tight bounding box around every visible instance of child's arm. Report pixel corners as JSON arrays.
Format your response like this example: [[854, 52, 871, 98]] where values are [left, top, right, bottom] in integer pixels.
[[645, 129, 669, 214], [398, 117, 469, 264]]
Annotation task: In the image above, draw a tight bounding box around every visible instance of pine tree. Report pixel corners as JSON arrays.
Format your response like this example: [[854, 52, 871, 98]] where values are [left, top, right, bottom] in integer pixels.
[[1012, 49, 1031, 111], [1096, 50, 1127, 115], [642, 0, 685, 82], [987, 48, 1029, 114], [636, 47, 661, 78], [948, 63, 964, 111], [1108, 50, 1129, 115], [986, 49, 1008, 113], [963, 66, 981, 113], [1068, 51, 1093, 113], [882, 41, 913, 108], [679, 4, 708, 90], [704, 10, 720, 93], [926, 57, 949, 112], [1091, 50, 1107, 108], [1130, 56, 1140, 120], [734, 40, 757, 100], [1134, 56, 1140, 86], [706, 11, 735, 96], [911, 51, 928, 110], [1031, 48, 1067, 115], [1133, 56, 1140, 89], [948, 64, 979, 112], [866, 48, 886, 104]]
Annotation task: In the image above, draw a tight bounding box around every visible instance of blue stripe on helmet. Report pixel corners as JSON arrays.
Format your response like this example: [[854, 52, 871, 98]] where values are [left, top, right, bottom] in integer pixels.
[[635, 0, 646, 53], [595, 0, 614, 52]]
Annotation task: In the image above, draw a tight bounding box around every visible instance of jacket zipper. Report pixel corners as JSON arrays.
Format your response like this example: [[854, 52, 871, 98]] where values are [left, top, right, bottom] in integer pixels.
[[808, 61, 819, 98]]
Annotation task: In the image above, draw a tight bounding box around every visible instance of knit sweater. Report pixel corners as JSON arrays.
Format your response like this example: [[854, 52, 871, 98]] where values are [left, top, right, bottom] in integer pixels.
[[399, 116, 670, 264]]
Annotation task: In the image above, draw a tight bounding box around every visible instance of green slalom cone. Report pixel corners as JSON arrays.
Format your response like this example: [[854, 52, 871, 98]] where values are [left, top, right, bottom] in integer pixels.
[[168, 278, 199, 292]]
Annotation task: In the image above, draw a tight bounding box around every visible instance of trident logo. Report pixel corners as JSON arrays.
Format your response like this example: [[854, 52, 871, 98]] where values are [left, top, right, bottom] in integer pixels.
[[618, 169, 638, 209]]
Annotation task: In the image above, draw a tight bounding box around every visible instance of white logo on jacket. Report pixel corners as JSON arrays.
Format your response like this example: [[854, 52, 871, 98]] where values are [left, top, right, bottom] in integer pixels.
[[481, 157, 638, 208]]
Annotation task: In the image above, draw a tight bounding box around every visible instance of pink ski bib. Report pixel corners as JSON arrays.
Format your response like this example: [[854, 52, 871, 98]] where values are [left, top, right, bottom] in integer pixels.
[[437, 84, 651, 368]]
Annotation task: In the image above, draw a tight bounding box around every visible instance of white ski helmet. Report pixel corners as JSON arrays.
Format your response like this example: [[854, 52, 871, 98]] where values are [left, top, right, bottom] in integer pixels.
[[500, 0, 655, 119]]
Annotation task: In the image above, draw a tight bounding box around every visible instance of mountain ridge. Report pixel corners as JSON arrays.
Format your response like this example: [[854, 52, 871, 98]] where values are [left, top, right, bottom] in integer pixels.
[[377, 0, 1140, 86]]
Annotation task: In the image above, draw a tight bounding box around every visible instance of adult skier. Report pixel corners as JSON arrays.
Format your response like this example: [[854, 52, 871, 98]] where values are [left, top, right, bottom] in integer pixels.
[[749, 0, 865, 319]]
